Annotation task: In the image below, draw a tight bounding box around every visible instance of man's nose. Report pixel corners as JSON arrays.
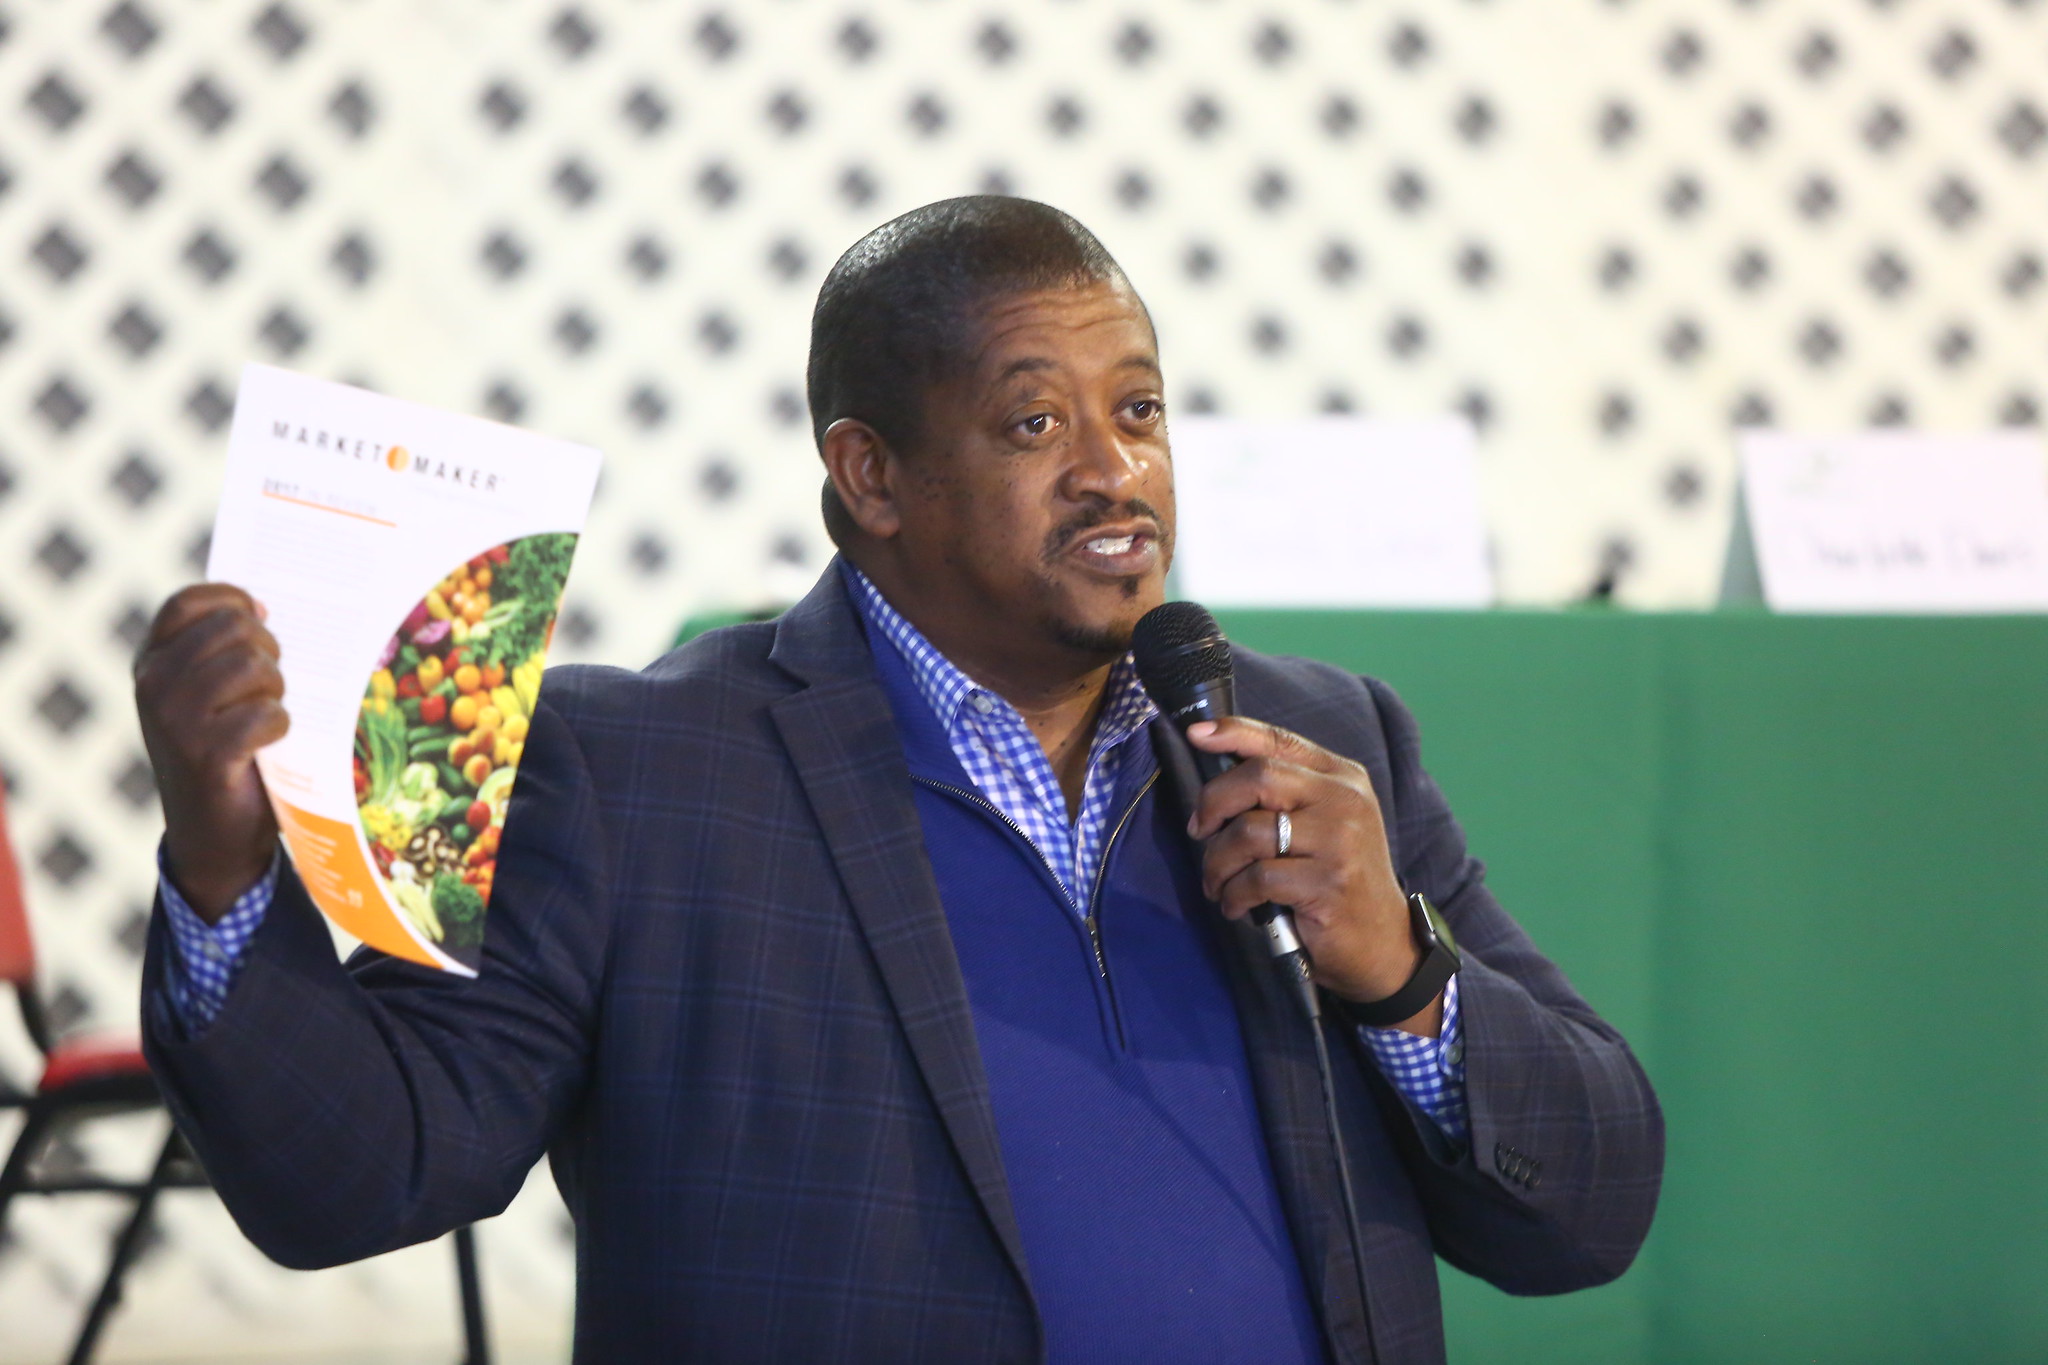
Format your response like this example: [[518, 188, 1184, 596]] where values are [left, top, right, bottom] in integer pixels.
[[1060, 421, 1149, 502]]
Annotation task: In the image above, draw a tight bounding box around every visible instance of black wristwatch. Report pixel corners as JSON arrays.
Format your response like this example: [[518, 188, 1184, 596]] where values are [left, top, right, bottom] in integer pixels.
[[1334, 892, 1461, 1028]]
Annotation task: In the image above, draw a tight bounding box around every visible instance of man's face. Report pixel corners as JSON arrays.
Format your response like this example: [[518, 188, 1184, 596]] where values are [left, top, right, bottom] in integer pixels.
[[894, 280, 1174, 664]]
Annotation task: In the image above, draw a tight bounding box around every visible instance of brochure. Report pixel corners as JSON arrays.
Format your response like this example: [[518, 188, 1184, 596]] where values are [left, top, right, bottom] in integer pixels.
[[206, 364, 602, 975]]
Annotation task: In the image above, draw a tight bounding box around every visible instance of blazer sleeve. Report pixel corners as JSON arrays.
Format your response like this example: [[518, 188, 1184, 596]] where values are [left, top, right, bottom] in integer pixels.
[[140, 690, 612, 1270], [1361, 675, 1664, 1295]]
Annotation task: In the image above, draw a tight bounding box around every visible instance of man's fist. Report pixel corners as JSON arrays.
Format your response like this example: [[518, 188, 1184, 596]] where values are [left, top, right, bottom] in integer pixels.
[[133, 584, 289, 924], [1184, 716, 1443, 1037]]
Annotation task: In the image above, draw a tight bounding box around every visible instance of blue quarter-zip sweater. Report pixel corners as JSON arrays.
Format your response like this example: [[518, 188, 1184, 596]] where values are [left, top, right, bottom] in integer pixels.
[[866, 621, 1327, 1364]]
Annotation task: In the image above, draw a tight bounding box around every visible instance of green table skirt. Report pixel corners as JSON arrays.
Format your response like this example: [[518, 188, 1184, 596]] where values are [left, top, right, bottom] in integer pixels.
[[1218, 609, 2048, 1365]]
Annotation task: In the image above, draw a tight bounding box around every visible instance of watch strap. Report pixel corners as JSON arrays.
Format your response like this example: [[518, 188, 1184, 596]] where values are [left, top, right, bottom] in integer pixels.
[[1334, 893, 1460, 1028]]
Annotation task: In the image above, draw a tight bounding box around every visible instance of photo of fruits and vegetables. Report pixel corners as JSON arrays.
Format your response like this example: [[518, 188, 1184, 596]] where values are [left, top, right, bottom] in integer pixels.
[[351, 531, 576, 969]]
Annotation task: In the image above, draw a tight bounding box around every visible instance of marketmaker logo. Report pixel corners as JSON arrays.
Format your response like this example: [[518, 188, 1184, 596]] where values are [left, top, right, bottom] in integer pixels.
[[269, 419, 502, 493]]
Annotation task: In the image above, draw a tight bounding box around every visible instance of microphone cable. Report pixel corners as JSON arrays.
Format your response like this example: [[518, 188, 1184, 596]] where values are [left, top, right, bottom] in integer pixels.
[[1130, 599, 1377, 1355], [1304, 988, 1377, 1359], [1262, 950, 1377, 1354]]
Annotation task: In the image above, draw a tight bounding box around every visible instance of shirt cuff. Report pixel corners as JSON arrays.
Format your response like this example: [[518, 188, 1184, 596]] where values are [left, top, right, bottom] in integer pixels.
[[157, 847, 281, 1033], [1357, 973, 1469, 1145]]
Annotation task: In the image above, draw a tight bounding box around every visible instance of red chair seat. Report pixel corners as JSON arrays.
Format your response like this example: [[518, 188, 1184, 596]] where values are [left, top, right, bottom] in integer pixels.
[[39, 1033, 150, 1094]]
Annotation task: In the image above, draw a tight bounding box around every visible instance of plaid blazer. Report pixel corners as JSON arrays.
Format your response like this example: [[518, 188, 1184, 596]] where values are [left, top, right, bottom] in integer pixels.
[[142, 562, 1662, 1364]]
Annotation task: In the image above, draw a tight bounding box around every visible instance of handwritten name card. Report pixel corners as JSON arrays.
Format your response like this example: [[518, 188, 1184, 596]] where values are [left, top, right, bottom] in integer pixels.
[[1734, 430, 2048, 613], [1169, 415, 1492, 609]]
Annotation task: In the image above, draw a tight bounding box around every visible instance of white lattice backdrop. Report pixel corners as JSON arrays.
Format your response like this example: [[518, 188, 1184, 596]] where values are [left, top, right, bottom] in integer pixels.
[[2, 1, 2043, 1358]]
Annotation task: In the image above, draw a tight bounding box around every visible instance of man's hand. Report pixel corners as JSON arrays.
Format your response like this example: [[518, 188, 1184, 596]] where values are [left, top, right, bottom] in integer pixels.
[[1185, 717, 1442, 1037], [134, 584, 289, 925]]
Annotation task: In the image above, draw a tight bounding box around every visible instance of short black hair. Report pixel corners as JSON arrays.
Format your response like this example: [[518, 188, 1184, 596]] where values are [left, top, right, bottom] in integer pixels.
[[806, 196, 1136, 457]]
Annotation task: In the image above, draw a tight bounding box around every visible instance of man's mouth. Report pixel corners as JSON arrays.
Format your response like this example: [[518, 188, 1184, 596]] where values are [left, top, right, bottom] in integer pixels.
[[1067, 525, 1159, 575]]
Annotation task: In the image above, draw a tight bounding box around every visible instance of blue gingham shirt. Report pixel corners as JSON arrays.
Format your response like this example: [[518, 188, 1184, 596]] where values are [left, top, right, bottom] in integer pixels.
[[847, 565, 1159, 909], [158, 573, 1466, 1141], [157, 845, 278, 1028], [846, 565, 1467, 1142]]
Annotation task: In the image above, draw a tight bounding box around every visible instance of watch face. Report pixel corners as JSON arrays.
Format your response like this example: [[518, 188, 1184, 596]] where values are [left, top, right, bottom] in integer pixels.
[[1416, 894, 1460, 960]]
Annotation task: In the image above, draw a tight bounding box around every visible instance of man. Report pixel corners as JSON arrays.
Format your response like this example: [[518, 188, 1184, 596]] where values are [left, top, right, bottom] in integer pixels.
[[136, 197, 1661, 1363]]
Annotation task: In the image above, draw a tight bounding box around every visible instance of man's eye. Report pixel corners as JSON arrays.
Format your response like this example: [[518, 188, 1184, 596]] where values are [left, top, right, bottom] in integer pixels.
[[1017, 414, 1054, 437], [1127, 399, 1162, 422]]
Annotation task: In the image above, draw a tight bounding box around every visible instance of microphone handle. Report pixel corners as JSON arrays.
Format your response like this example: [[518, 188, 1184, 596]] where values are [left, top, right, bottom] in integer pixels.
[[1187, 746, 1320, 1020]]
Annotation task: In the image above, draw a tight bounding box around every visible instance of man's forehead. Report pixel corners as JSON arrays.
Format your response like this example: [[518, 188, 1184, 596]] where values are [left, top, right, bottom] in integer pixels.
[[966, 282, 1160, 383]]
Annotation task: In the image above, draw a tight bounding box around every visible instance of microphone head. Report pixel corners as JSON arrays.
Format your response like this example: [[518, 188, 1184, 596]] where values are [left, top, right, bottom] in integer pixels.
[[1132, 601, 1234, 706]]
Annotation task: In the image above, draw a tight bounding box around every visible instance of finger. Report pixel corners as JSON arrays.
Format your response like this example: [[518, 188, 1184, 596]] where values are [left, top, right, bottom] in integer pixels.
[[1188, 756, 1323, 840], [208, 649, 287, 716], [185, 606, 281, 669], [1201, 809, 1293, 901], [140, 606, 280, 698], [161, 694, 288, 790], [137, 608, 240, 706], [138, 600, 244, 689], [211, 695, 291, 764], [1214, 857, 1323, 923], [144, 583, 261, 653], [166, 641, 286, 725], [139, 603, 266, 686], [1186, 716, 1345, 775]]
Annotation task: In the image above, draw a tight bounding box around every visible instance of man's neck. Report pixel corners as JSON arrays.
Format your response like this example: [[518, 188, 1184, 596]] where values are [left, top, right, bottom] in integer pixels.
[[853, 556, 1116, 817], [1000, 664, 1114, 820]]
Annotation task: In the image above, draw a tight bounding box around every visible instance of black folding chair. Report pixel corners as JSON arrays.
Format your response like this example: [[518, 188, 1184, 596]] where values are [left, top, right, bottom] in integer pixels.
[[0, 790, 493, 1364]]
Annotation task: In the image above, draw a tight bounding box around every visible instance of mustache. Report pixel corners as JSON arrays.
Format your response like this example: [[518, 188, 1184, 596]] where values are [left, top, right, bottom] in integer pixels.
[[1042, 500, 1166, 560]]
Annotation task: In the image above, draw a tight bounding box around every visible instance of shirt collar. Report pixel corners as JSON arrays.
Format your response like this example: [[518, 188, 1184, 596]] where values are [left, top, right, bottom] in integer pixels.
[[841, 561, 1157, 748]]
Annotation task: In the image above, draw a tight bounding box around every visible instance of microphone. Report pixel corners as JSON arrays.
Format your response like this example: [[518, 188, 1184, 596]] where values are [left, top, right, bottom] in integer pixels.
[[1132, 602, 1319, 1022]]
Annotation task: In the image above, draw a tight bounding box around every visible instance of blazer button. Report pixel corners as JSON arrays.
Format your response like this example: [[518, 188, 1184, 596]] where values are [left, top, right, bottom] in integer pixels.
[[1495, 1142, 1539, 1188]]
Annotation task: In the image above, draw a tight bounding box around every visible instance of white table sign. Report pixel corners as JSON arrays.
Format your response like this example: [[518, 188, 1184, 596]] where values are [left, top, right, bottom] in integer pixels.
[[1730, 430, 2048, 613], [1168, 415, 1492, 609]]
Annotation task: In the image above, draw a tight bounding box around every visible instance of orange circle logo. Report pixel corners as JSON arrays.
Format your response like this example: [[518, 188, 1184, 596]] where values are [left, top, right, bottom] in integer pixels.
[[386, 445, 409, 472]]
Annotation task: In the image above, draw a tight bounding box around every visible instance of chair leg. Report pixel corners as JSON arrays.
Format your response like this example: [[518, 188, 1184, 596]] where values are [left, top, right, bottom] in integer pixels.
[[64, 1126, 180, 1365], [0, 1098, 54, 1236], [454, 1223, 491, 1365]]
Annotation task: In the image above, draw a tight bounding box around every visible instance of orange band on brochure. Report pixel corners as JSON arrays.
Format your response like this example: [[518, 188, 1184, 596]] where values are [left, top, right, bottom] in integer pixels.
[[272, 798, 439, 968], [259, 487, 399, 527]]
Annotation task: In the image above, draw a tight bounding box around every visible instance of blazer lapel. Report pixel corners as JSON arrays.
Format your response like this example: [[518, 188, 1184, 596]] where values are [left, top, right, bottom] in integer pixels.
[[766, 565, 1034, 1297]]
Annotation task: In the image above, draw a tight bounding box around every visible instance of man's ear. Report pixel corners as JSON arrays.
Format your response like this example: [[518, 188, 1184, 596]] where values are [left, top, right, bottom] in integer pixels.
[[821, 418, 903, 541]]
